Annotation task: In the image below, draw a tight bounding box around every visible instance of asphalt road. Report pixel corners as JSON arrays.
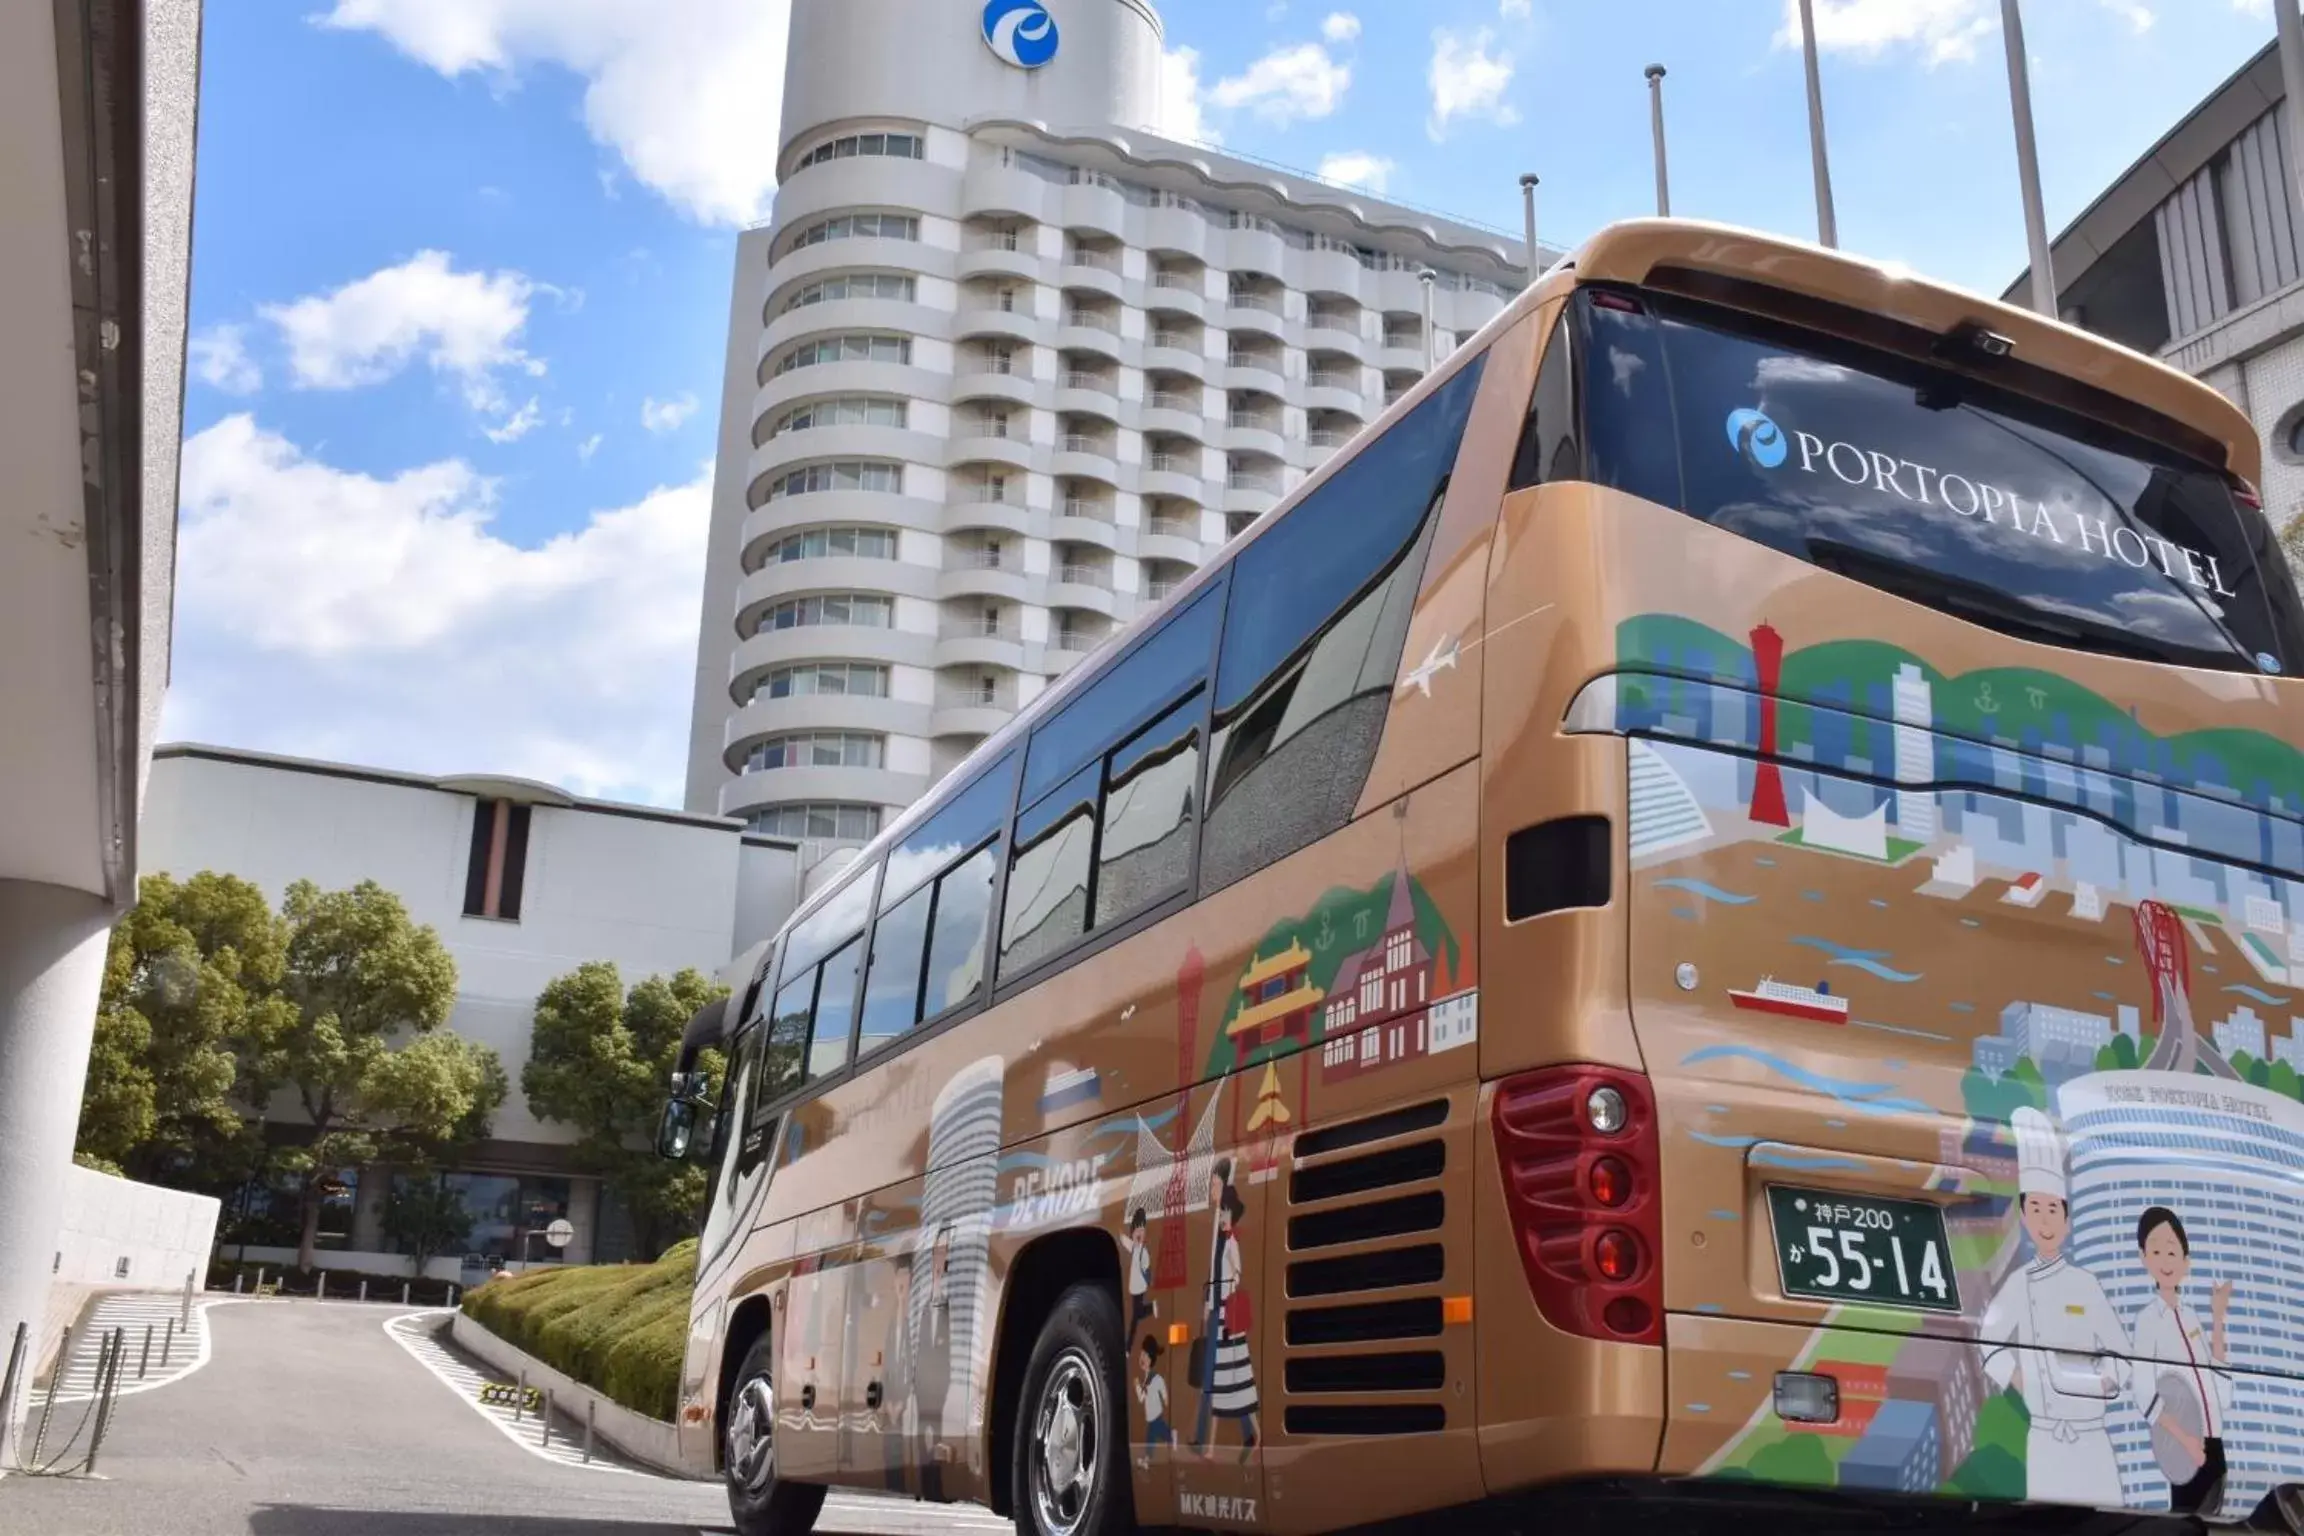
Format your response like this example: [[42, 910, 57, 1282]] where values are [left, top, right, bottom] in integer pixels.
[[0, 1298, 1007, 1536]]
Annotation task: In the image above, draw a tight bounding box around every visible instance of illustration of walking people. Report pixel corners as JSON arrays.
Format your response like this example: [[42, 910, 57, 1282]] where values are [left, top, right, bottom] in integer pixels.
[[915, 1223, 954, 1501], [1126, 1206, 1155, 1342], [1191, 1159, 1261, 1463], [1978, 1107, 2133, 1506], [2131, 1206, 2236, 1515], [1135, 1335, 1173, 1471]]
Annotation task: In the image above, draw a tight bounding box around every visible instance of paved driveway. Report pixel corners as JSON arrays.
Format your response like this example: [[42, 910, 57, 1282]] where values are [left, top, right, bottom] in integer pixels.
[[0, 1298, 1007, 1536]]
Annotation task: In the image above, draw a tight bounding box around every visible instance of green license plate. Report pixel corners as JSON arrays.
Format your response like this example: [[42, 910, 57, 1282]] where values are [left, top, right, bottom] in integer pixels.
[[1767, 1186, 1959, 1313]]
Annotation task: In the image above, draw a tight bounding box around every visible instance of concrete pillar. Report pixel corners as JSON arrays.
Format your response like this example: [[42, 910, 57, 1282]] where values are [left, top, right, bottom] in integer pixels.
[[0, 878, 114, 1465]]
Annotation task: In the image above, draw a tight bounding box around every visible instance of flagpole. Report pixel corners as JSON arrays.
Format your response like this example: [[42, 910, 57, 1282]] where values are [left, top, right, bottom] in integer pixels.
[[2000, 0, 2057, 315], [1519, 173, 1539, 273], [1645, 64, 1671, 217], [1797, 0, 1838, 247]]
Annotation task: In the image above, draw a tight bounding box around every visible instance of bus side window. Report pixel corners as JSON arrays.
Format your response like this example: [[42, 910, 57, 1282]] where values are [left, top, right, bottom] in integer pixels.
[[1574, 290, 1681, 511], [1508, 310, 1580, 490], [857, 752, 1017, 1048], [1200, 353, 1487, 897]]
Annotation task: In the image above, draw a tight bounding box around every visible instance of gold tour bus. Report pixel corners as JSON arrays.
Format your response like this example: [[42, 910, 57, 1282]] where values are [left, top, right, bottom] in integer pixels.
[[655, 217, 2304, 1535]]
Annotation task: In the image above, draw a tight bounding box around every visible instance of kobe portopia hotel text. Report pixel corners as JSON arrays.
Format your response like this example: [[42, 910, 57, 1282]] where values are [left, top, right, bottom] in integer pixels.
[[681, 0, 1554, 852]]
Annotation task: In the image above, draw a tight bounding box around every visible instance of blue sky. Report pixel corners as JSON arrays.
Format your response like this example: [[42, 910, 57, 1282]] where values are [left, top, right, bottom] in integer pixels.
[[167, 0, 2284, 807]]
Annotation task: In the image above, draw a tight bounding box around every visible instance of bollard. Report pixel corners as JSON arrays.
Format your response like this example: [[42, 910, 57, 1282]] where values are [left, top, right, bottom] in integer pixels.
[[233, 1271, 243, 1295], [448, 1284, 458, 1307], [514, 1369, 527, 1423], [139, 1323, 152, 1379], [256, 1268, 267, 1291], [582, 1398, 595, 1463], [1, 1320, 28, 1461], [400, 1282, 410, 1307], [86, 1330, 127, 1473], [161, 1317, 176, 1368], [318, 1270, 327, 1302], [29, 1324, 70, 1466], [359, 1279, 369, 1304], [181, 1272, 194, 1329], [541, 1388, 554, 1448]]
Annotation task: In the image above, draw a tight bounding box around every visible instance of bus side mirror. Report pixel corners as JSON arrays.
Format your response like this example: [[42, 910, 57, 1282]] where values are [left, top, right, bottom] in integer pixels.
[[656, 1098, 698, 1161]]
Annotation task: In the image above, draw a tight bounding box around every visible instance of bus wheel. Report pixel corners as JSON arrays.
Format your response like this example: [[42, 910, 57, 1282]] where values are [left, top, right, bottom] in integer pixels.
[[725, 1332, 827, 1536], [1012, 1283, 1134, 1536]]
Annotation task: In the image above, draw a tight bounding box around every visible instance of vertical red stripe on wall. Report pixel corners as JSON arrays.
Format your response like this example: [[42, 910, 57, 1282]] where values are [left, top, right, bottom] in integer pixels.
[[1749, 622, 1790, 827]]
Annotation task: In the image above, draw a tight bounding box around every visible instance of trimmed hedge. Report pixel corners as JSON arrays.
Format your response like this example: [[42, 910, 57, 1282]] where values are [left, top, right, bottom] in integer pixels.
[[460, 1239, 697, 1421]]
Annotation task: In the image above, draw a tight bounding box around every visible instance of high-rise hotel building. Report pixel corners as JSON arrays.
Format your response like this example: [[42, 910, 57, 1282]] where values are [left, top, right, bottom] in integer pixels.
[[682, 0, 1549, 854]]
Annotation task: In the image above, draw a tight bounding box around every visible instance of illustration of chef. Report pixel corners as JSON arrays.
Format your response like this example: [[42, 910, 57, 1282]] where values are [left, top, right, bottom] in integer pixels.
[[1978, 1106, 2134, 1506]]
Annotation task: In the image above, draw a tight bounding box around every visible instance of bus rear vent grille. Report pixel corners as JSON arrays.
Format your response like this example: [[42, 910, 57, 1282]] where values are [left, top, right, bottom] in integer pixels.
[[1281, 1100, 1452, 1438]]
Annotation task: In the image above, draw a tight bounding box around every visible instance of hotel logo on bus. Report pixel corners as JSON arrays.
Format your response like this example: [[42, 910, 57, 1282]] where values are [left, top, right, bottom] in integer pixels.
[[1724, 404, 2241, 600]]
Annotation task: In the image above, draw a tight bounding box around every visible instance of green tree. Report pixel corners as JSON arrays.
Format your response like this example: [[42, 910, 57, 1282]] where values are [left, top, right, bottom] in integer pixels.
[[260, 880, 499, 1269], [74, 871, 293, 1186], [1745, 1433, 1835, 1488], [524, 962, 729, 1258], [2271, 1058, 2301, 1102], [381, 1177, 475, 1278]]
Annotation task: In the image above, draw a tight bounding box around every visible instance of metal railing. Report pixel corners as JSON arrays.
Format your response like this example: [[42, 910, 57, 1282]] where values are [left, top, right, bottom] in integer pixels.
[[940, 617, 1021, 641], [1308, 428, 1349, 447], [1150, 330, 1196, 351], [1052, 630, 1103, 652], [1146, 453, 1195, 475], [1152, 271, 1198, 290], [1059, 498, 1113, 521], [1147, 515, 1200, 540], [1227, 351, 1281, 371], [1056, 563, 1113, 589], [1060, 433, 1110, 455], [1307, 369, 1357, 389], [1228, 413, 1282, 433], [1146, 580, 1179, 601], [1066, 247, 1118, 270], [1063, 309, 1116, 331], [1148, 391, 1198, 412], [968, 230, 1023, 252], [1227, 292, 1281, 313], [1062, 370, 1113, 393], [936, 682, 1018, 709], [1227, 472, 1281, 493], [947, 548, 1019, 572]]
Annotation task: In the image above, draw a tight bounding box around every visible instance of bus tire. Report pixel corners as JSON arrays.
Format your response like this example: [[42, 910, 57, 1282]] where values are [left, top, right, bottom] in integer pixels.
[[1011, 1281, 1135, 1536], [724, 1331, 826, 1536]]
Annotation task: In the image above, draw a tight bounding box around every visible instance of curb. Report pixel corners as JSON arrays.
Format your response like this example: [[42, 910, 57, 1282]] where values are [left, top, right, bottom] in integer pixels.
[[448, 1311, 699, 1479]]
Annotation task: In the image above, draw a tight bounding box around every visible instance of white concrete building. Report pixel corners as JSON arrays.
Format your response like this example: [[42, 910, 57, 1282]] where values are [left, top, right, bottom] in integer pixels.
[[0, 0, 198, 1461], [681, 0, 1554, 835], [2012, 39, 2304, 551], [143, 745, 804, 1278]]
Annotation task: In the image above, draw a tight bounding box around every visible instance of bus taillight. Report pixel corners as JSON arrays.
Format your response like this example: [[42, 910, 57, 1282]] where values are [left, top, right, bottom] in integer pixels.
[[1491, 1065, 1664, 1347]]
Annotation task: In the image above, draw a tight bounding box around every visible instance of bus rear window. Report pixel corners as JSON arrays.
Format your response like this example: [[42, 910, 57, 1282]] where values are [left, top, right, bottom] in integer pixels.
[[1577, 288, 2304, 675]]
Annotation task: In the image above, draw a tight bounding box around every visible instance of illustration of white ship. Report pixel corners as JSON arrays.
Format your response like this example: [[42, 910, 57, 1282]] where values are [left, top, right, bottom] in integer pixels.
[[1728, 976, 1850, 1024]]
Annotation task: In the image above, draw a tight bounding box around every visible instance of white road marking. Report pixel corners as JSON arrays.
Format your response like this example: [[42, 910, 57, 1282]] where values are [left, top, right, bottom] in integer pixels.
[[381, 1310, 656, 1478], [42, 1293, 244, 1404]]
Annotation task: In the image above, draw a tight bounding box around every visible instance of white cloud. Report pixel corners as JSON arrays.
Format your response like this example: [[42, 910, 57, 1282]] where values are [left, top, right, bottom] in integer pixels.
[[1321, 12, 1360, 43], [2097, 0, 2153, 30], [483, 397, 544, 443], [260, 250, 542, 424], [318, 0, 791, 226], [1427, 28, 1517, 141], [1318, 151, 1395, 193], [577, 432, 604, 462], [641, 392, 699, 434], [1774, 0, 1995, 67], [1499, 0, 1532, 16], [1159, 46, 1219, 144], [164, 414, 708, 804], [190, 324, 262, 395], [1212, 40, 1352, 125]]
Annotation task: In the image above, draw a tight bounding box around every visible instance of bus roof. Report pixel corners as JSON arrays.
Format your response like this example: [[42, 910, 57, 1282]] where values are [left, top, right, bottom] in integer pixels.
[[1557, 218, 2260, 485], [759, 217, 2265, 962]]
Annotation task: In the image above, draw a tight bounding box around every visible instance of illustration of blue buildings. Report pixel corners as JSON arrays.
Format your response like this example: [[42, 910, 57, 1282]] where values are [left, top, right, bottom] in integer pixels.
[[1839, 1400, 1940, 1494]]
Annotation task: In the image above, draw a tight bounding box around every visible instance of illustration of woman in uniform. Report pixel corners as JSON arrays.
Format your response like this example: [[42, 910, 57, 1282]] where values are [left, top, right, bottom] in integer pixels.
[[1193, 1159, 1261, 1462], [2131, 1206, 2235, 1515], [915, 1224, 954, 1501], [1977, 1107, 2132, 1507]]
